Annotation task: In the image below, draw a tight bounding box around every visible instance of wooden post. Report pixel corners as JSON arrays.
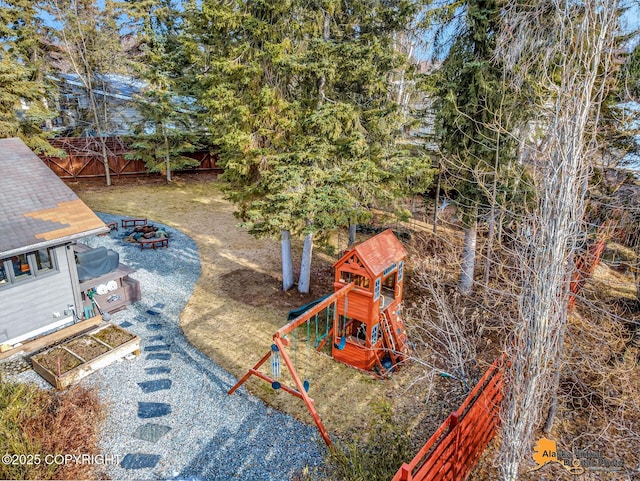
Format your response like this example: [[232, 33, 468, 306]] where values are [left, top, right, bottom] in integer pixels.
[[398, 464, 413, 481], [451, 412, 461, 480], [274, 337, 332, 446], [227, 350, 272, 395]]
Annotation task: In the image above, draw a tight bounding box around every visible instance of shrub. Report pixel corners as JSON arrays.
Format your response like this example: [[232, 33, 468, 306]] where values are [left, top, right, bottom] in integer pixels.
[[0, 382, 104, 480], [314, 401, 412, 481]]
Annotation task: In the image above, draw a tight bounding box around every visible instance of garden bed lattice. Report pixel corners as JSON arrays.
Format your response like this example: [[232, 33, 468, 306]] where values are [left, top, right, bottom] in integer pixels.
[[31, 323, 140, 389]]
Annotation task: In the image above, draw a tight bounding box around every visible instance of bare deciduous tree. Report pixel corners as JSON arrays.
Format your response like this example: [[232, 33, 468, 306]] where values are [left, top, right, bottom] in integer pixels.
[[496, 1, 621, 479], [45, 0, 126, 186]]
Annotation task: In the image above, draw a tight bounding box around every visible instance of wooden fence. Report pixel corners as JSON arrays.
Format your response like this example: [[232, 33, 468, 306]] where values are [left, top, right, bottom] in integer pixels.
[[39, 137, 221, 180], [392, 355, 506, 481]]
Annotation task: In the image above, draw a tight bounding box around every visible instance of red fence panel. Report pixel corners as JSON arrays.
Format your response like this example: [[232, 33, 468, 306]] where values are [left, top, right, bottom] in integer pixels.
[[393, 355, 505, 481], [39, 137, 221, 180]]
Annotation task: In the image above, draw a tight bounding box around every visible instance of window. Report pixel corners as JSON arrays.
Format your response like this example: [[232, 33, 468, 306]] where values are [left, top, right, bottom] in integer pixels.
[[12, 254, 31, 282], [339, 271, 370, 289], [398, 261, 404, 281], [374, 277, 381, 301], [0, 248, 57, 288], [383, 274, 396, 291], [34, 249, 53, 273], [371, 324, 380, 345], [341, 317, 367, 346]]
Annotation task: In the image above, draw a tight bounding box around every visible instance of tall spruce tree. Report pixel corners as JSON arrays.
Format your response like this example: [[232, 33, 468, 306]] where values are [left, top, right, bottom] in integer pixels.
[[426, 0, 528, 294], [0, 0, 60, 154], [123, 0, 201, 182], [624, 42, 640, 100], [183, 0, 431, 292]]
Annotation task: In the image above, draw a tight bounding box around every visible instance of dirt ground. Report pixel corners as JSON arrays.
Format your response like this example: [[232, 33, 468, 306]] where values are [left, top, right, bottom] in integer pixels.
[[71, 175, 450, 441], [33, 347, 82, 374]]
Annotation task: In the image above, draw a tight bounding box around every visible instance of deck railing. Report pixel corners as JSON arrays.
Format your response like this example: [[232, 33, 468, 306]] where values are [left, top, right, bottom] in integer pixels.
[[392, 355, 506, 481]]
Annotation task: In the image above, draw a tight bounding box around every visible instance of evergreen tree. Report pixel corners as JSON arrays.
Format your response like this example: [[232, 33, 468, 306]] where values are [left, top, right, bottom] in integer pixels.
[[0, 0, 60, 154], [623, 42, 640, 100], [123, 0, 201, 182], [183, 0, 431, 292], [425, 0, 529, 294]]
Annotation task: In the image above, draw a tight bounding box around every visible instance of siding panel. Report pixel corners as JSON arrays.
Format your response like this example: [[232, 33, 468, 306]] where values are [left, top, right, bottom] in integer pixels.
[[338, 293, 371, 322], [0, 246, 76, 344]]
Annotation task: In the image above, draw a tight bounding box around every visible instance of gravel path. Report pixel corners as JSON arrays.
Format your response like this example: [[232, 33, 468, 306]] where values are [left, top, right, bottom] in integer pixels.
[[8, 213, 325, 480]]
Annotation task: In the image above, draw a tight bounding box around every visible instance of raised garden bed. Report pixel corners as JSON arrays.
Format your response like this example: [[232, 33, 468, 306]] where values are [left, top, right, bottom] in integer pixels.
[[31, 323, 140, 389]]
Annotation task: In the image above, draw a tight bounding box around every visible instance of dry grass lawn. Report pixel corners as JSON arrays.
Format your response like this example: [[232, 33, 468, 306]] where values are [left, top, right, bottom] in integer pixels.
[[71, 175, 640, 477], [71, 175, 423, 440]]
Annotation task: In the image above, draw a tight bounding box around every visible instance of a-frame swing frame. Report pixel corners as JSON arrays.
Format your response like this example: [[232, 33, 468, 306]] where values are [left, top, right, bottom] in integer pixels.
[[228, 283, 355, 446]]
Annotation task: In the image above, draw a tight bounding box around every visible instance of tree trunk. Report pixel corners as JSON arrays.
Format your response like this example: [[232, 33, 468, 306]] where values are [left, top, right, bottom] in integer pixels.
[[99, 135, 112, 186], [484, 68, 506, 292], [483, 212, 496, 289], [281, 230, 294, 291], [497, 3, 618, 478], [298, 233, 313, 293], [433, 164, 441, 234], [317, 9, 330, 106], [348, 223, 357, 245], [459, 218, 477, 295], [88, 89, 112, 186], [484, 141, 501, 290], [163, 126, 171, 182]]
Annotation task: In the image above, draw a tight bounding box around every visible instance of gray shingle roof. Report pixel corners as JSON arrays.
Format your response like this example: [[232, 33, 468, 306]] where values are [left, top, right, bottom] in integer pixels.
[[0, 138, 107, 257]]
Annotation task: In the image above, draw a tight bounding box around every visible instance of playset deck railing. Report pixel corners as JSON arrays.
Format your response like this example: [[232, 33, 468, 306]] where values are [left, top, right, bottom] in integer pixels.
[[392, 355, 506, 481]]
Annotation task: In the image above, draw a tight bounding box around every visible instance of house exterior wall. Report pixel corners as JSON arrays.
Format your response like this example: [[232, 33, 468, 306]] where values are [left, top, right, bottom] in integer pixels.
[[0, 245, 76, 345], [54, 78, 143, 136]]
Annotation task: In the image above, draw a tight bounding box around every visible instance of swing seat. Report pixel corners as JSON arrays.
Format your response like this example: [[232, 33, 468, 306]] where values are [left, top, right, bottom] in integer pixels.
[[334, 336, 346, 350], [303, 380, 310, 392]]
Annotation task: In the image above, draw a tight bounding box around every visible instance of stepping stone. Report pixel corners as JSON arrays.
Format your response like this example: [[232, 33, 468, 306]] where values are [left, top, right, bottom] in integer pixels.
[[132, 423, 172, 443], [138, 379, 172, 393], [138, 402, 171, 418], [146, 323, 163, 331], [135, 315, 149, 323], [144, 344, 170, 352], [146, 310, 160, 316], [121, 453, 161, 469], [119, 321, 133, 328], [145, 366, 171, 375], [148, 335, 164, 342], [153, 303, 165, 310], [146, 353, 171, 361]]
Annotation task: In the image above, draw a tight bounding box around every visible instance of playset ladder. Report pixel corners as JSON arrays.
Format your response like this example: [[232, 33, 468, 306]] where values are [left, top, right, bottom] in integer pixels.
[[380, 311, 399, 365], [381, 309, 408, 366]]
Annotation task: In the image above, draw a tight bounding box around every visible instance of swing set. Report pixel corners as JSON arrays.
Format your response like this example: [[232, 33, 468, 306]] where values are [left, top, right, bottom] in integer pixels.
[[228, 230, 410, 445]]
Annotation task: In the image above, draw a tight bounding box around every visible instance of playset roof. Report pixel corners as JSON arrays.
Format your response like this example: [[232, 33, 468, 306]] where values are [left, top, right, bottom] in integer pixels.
[[335, 229, 407, 277], [0, 138, 108, 257]]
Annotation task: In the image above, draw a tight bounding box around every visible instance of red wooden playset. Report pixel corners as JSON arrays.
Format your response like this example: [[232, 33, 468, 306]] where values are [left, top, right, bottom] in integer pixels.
[[228, 230, 411, 445]]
